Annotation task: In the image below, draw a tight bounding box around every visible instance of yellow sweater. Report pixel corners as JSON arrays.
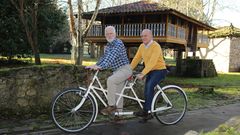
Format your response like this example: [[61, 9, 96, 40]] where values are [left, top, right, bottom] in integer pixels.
[[131, 41, 166, 75]]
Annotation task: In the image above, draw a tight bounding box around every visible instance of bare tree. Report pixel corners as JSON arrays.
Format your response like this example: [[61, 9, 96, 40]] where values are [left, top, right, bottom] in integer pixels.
[[202, 0, 217, 25], [199, 23, 240, 59], [199, 38, 226, 59], [157, 0, 220, 25], [67, 0, 78, 63], [10, 0, 41, 65], [158, 0, 205, 22], [68, 0, 101, 65]]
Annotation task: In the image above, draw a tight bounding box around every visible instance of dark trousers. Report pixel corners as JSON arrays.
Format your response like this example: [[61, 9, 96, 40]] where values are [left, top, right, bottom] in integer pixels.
[[144, 69, 167, 111]]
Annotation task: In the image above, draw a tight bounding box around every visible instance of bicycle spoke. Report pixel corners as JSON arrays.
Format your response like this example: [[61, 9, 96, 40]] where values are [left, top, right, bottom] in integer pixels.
[[153, 87, 187, 125], [51, 89, 96, 133]]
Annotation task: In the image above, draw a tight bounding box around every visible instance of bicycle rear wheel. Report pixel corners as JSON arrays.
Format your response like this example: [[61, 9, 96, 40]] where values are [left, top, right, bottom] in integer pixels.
[[51, 88, 96, 133], [153, 86, 187, 125]]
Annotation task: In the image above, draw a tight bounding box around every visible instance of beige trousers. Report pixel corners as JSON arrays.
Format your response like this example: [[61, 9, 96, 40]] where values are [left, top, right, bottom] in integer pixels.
[[107, 64, 132, 111]]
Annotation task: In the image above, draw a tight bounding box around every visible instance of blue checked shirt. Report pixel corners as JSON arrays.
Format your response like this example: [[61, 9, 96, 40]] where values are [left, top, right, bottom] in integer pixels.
[[96, 38, 129, 71]]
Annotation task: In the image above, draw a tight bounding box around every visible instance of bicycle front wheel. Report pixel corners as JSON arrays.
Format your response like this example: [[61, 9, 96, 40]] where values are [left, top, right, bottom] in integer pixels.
[[153, 86, 187, 125], [51, 88, 97, 133]]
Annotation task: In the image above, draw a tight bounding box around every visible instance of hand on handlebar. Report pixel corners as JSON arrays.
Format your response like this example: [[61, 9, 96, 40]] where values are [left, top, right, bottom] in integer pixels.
[[136, 73, 144, 80], [85, 65, 102, 70]]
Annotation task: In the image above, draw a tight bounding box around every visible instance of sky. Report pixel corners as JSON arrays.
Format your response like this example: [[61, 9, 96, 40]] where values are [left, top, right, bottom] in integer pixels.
[[212, 0, 240, 28]]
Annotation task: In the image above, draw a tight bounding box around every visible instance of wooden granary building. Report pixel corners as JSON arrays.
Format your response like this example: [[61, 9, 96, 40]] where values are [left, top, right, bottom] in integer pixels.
[[83, 1, 216, 76]]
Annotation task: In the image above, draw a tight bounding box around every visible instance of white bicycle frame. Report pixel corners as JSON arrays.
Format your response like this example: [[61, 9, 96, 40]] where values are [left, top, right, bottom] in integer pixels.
[[73, 70, 174, 120]]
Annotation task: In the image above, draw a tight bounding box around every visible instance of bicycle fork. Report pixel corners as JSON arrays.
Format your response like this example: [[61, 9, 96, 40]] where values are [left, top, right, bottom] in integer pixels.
[[71, 87, 99, 122], [151, 89, 173, 113], [71, 88, 89, 113], [72, 73, 99, 113]]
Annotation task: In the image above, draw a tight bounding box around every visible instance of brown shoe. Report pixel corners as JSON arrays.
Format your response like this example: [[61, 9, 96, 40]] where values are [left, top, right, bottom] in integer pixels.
[[139, 115, 153, 123], [134, 110, 153, 123], [101, 106, 117, 115], [110, 116, 125, 124], [133, 111, 148, 117]]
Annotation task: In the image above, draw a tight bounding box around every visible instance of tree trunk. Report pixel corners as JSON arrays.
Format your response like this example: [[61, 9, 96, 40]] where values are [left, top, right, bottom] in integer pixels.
[[67, 0, 78, 64], [82, 0, 101, 37], [10, 0, 41, 65], [75, 0, 84, 65], [67, 0, 101, 65], [75, 0, 101, 65], [199, 38, 226, 59], [32, 0, 41, 64]]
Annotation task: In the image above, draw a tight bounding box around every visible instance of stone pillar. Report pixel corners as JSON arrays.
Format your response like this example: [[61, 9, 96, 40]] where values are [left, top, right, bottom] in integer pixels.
[[176, 50, 183, 76], [192, 26, 198, 57], [90, 43, 96, 58], [99, 44, 105, 57]]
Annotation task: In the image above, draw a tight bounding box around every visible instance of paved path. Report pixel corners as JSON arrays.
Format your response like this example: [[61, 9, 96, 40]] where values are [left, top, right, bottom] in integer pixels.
[[1, 103, 240, 135]]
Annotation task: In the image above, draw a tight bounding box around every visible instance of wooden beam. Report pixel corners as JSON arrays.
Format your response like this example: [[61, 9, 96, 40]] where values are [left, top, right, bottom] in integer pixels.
[[121, 15, 124, 36], [166, 14, 169, 36]]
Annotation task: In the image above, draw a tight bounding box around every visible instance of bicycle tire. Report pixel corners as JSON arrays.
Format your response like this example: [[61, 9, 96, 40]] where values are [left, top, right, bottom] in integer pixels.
[[153, 86, 187, 125], [51, 88, 97, 133]]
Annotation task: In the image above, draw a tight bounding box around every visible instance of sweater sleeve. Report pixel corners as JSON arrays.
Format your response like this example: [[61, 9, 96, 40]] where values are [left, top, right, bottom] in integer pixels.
[[141, 45, 161, 75], [130, 45, 142, 70]]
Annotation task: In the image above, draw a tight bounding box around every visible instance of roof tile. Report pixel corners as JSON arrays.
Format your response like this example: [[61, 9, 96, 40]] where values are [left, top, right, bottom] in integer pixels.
[[85, 1, 170, 15]]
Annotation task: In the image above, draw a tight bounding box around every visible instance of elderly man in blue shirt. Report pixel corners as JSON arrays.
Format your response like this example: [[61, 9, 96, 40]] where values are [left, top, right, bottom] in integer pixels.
[[86, 26, 132, 117]]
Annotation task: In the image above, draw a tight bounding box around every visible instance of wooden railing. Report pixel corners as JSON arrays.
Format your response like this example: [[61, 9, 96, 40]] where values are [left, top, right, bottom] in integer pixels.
[[88, 23, 185, 39], [87, 23, 186, 39], [122, 23, 166, 36], [197, 33, 209, 44], [167, 23, 176, 37], [177, 27, 186, 39], [167, 23, 186, 39]]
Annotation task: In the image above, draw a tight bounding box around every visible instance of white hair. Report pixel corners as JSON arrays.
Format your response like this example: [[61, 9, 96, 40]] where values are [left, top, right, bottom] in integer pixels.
[[105, 26, 116, 35], [142, 29, 153, 37]]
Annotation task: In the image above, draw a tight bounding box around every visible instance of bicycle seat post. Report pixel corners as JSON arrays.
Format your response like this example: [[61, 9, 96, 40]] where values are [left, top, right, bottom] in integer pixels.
[[86, 70, 91, 86], [86, 70, 99, 87]]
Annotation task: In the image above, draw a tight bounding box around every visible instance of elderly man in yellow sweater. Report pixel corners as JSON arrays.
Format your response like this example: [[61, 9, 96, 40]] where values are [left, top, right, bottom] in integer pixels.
[[131, 29, 168, 123]]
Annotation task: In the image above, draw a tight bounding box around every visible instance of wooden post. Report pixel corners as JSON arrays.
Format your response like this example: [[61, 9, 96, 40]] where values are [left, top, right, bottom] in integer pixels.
[[192, 26, 198, 57], [126, 46, 130, 60], [184, 44, 188, 58], [166, 14, 169, 36], [90, 43, 96, 58], [102, 16, 105, 36], [121, 15, 124, 36], [176, 49, 183, 76], [99, 44, 104, 57], [176, 18, 179, 38]]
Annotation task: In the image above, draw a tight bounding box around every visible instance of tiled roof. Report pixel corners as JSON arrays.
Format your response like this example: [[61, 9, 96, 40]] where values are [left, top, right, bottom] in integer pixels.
[[84, 1, 171, 15], [209, 24, 240, 38], [83, 1, 215, 30]]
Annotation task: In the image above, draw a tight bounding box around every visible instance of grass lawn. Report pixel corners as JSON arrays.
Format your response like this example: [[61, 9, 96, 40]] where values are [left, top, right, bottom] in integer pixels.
[[0, 53, 96, 66], [164, 73, 240, 88], [38, 54, 240, 87], [185, 87, 240, 110], [39, 53, 97, 66]]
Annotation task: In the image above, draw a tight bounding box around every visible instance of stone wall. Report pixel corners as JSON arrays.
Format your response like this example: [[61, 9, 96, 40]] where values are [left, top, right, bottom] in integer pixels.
[[229, 38, 240, 72], [178, 58, 217, 77], [0, 65, 114, 118], [197, 38, 240, 73]]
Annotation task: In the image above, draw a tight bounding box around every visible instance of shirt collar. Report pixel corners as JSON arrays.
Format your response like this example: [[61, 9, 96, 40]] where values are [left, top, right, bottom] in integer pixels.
[[107, 38, 117, 46], [144, 40, 153, 48]]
